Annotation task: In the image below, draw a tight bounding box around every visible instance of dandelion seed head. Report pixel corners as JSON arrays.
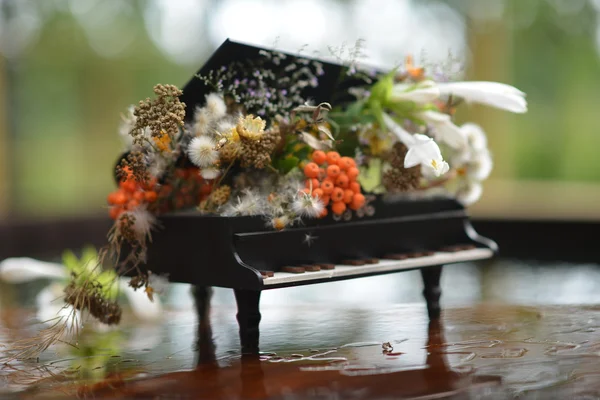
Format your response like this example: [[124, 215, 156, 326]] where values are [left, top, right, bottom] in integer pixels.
[[193, 107, 212, 136], [292, 192, 324, 218], [205, 93, 227, 119], [188, 136, 218, 168]]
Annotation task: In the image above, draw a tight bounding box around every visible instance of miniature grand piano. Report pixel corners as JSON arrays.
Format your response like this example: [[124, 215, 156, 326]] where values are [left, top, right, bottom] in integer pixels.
[[129, 40, 498, 354]]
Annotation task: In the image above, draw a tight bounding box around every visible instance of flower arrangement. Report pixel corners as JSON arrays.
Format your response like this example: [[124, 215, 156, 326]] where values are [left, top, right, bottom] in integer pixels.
[[3, 40, 527, 359]]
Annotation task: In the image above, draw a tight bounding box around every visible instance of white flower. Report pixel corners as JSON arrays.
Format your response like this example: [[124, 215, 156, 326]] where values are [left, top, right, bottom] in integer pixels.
[[456, 181, 483, 205], [449, 123, 490, 167], [292, 192, 324, 218], [193, 107, 212, 136], [200, 167, 220, 180], [0, 258, 66, 283], [417, 110, 467, 149], [391, 80, 440, 103], [437, 81, 527, 113], [467, 149, 493, 181], [383, 113, 450, 177], [205, 93, 227, 119], [187, 136, 218, 168]]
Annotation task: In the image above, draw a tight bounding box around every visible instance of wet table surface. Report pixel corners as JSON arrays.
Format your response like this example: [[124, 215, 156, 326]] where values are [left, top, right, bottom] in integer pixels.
[[2, 258, 600, 399]]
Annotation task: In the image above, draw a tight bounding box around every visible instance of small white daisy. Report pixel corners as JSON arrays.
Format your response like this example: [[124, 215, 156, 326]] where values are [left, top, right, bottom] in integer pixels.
[[292, 192, 324, 218], [187, 136, 218, 168], [205, 93, 227, 119]]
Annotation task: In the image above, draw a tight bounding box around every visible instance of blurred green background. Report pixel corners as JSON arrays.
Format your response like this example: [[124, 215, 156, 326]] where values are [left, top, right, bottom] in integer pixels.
[[1, 0, 599, 220]]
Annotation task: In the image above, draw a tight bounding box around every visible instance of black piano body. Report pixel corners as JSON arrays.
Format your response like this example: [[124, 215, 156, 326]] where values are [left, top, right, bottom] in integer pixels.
[[138, 196, 496, 353], [144, 196, 496, 290]]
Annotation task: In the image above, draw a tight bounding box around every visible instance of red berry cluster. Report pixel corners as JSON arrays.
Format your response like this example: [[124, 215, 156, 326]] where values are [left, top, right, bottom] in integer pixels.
[[107, 167, 213, 220]]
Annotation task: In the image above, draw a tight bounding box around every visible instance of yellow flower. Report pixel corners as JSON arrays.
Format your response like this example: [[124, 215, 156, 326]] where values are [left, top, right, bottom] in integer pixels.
[[236, 115, 265, 141], [359, 127, 393, 156], [225, 126, 240, 143], [153, 130, 171, 152]]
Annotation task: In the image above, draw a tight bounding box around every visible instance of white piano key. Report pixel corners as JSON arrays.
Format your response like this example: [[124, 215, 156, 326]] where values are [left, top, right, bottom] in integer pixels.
[[262, 248, 494, 286]]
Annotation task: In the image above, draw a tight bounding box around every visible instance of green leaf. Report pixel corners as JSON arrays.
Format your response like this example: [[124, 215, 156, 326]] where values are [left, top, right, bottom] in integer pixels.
[[369, 100, 385, 131], [96, 270, 119, 298], [276, 156, 300, 174], [345, 98, 367, 117], [384, 101, 419, 120], [62, 250, 81, 274], [368, 69, 396, 106], [293, 146, 310, 160], [80, 246, 98, 273]]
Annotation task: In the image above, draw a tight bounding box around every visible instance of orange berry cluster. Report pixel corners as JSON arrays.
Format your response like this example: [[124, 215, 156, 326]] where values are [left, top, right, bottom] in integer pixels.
[[107, 167, 212, 220], [303, 150, 365, 218], [107, 167, 158, 220]]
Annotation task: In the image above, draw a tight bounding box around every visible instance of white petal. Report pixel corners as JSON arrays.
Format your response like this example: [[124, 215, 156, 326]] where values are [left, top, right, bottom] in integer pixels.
[[437, 81, 527, 113], [438, 160, 450, 176], [418, 111, 467, 149], [413, 133, 434, 143], [404, 140, 443, 169], [0, 258, 67, 283], [404, 148, 422, 168], [416, 138, 444, 160], [391, 83, 440, 104]]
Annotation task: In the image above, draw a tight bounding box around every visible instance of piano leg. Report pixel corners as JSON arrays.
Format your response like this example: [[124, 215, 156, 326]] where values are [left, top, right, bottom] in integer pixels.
[[192, 286, 216, 364], [421, 265, 443, 319], [193, 285, 213, 323], [234, 289, 262, 355]]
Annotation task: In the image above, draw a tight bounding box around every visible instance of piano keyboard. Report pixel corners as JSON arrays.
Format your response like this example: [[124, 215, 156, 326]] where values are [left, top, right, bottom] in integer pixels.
[[262, 247, 493, 286]]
